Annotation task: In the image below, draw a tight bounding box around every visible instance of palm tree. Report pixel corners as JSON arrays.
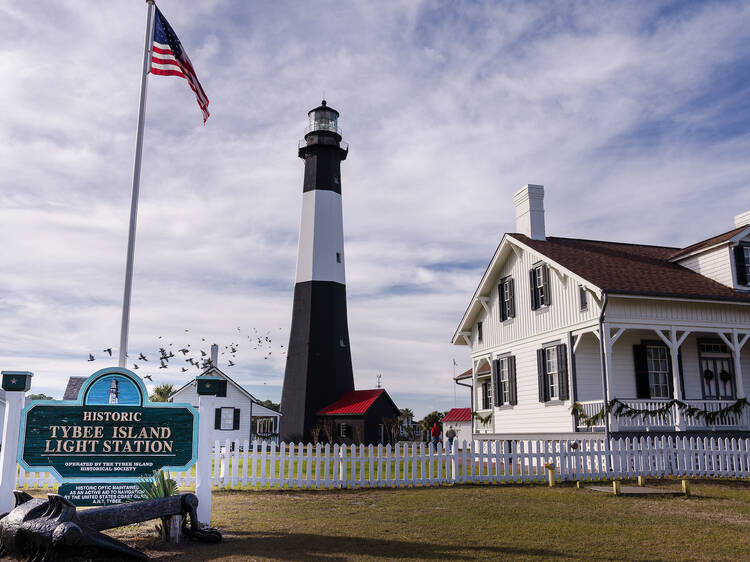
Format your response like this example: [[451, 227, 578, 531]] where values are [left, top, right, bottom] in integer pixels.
[[149, 383, 174, 403]]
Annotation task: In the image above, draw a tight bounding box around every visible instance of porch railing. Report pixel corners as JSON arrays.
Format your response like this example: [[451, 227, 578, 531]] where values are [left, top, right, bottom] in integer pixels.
[[576, 399, 750, 431]]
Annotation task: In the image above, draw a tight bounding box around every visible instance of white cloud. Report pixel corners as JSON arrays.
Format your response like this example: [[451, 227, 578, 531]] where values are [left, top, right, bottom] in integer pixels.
[[1, 1, 750, 417]]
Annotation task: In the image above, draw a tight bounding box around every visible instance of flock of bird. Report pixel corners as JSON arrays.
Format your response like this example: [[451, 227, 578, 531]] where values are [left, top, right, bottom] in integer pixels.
[[87, 327, 286, 381]]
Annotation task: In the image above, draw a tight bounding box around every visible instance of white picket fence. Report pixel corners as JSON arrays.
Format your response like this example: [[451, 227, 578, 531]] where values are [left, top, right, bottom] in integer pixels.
[[15, 436, 750, 490]]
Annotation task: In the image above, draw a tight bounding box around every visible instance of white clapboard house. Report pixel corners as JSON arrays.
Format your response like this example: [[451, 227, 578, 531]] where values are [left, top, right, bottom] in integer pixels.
[[169, 367, 281, 445], [452, 184, 750, 439]]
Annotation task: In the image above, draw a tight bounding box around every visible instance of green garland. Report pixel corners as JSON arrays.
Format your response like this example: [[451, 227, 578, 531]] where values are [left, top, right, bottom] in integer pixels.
[[472, 411, 492, 425], [571, 398, 750, 428]]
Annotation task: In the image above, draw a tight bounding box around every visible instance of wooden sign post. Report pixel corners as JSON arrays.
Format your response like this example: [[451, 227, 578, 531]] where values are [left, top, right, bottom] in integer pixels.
[[0, 371, 33, 514]]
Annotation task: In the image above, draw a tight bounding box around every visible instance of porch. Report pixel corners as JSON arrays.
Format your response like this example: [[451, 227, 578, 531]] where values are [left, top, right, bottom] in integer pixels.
[[573, 322, 750, 433], [576, 398, 750, 432]]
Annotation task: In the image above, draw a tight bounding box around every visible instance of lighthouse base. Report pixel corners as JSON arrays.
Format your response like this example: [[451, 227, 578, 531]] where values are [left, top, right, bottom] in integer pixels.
[[280, 280, 355, 442]]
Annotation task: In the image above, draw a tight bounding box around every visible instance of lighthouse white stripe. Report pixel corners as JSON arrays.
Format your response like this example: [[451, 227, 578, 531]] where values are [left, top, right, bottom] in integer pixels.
[[295, 190, 346, 284]]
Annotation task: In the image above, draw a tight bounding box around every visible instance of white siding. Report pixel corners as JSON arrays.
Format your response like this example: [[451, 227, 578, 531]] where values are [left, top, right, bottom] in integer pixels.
[[171, 378, 254, 444], [574, 333, 604, 402], [676, 246, 733, 287], [470, 249, 600, 355], [608, 297, 750, 326], [443, 421, 472, 448], [482, 329, 577, 434]]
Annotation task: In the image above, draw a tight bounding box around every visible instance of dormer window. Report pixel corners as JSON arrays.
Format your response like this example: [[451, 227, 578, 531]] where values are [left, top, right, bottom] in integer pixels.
[[735, 244, 750, 286], [579, 284, 588, 311]]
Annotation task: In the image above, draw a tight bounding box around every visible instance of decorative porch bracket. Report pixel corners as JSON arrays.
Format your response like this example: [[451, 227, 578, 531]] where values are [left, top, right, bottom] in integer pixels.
[[716, 330, 749, 400], [476, 297, 491, 315], [654, 328, 692, 429]]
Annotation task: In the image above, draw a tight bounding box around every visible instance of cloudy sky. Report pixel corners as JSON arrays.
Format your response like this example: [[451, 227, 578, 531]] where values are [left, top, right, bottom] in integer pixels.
[[2, 1, 750, 418]]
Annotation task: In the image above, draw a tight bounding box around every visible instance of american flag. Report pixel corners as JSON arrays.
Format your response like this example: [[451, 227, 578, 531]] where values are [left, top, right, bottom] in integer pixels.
[[150, 6, 210, 123]]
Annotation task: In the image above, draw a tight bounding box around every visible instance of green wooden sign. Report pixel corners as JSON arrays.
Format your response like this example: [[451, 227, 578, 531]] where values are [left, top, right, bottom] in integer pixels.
[[18, 367, 198, 483]]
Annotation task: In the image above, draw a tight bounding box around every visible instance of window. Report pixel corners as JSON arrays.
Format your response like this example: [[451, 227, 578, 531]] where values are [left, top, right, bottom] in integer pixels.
[[633, 343, 673, 399], [499, 277, 515, 321], [494, 356, 517, 406], [537, 344, 569, 402], [529, 263, 551, 309], [545, 348, 559, 399], [579, 285, 588, 311], [339, 423, 349, 438], [215, 407, 239, 430], [477, 322, 483, 344], [734, 244, 750, 286], [646, 346, 670, 399], [481, 380, 492, 410]]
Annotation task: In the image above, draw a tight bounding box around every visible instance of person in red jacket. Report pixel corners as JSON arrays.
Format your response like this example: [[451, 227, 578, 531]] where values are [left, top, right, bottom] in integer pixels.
[[430, 422, 441, 449]]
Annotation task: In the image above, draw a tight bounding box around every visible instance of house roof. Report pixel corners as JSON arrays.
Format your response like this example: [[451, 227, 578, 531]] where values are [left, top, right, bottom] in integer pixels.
[[668, 225, 748, 260], [63, 377, 87, 400], [317, 389, 397, 416], [453, 230, 750, 344], [513, 234, 750, 303], [455, 368, 472, 380], [443, 407, 471, 422]]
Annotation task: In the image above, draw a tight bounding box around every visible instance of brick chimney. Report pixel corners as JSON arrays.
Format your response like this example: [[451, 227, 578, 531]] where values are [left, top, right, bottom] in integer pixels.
[[513, 184, 546, 240]]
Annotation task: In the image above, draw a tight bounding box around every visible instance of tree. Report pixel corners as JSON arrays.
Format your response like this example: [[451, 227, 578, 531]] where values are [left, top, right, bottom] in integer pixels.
[[28, 393, 53, 400], [258, 399, 280, 412], [420, 411, 445, 432], [149, 384, 174, 403]]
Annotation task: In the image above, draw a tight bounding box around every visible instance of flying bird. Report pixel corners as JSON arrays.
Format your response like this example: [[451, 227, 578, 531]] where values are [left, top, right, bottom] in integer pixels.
[[139, 353, 148, 361], [228, 360, 235, 367], [143, 374, 153, 381], [103, 348, 112, 356], [88, 354, 95, 362], [179, 348, 189, 355], [133, 363, 139, 370]]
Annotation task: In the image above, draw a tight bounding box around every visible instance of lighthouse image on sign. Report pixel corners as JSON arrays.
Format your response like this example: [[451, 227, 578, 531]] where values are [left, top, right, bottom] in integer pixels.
[[280, 101, 355, 442]]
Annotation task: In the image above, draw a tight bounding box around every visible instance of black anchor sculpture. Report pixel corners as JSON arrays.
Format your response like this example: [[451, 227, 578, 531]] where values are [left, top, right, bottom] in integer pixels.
[[0, 491, 221, 561]]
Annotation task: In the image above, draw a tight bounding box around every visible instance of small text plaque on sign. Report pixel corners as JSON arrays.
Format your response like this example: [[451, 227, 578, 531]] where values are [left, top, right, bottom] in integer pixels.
[[18, 367, 197, 484], [58, 482, 144, 506]]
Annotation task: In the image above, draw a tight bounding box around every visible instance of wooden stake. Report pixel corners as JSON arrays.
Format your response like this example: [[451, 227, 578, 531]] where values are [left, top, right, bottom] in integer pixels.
[[681, 479, 691, 498], [547, 465, 555, 487], [637, 475, 645, 487], [612, 480, 621, 496], [575, 480, 582, 489]]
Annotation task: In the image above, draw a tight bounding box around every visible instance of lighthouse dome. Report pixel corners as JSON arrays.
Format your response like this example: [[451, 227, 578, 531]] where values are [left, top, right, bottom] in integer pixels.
[[306, 100, 340, 135]]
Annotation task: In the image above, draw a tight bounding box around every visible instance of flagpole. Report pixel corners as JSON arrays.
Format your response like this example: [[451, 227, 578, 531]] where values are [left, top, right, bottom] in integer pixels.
[[118, 0, 156, 368]]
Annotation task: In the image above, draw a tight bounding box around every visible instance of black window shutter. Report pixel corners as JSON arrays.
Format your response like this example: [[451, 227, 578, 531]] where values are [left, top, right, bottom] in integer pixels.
[[542, 265, 551, 306], [217, 380, 228, 397], [529, 269, 538, 310], [233, 408, 241, 430], [509, 356, 518, 405], [214, 408, 221, 430], [557, 344, 569, 400], [633, 344, 651, 399], [497, 283, 508, 322], [734, 245, 748, 285], [537, 348, 547, 402], [508, 278, 516, 318], [494, 360, 503, 406]]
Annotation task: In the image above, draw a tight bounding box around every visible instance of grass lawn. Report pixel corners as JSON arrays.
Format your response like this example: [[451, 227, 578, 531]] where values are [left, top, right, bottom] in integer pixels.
[[99, 478, 750, 561]]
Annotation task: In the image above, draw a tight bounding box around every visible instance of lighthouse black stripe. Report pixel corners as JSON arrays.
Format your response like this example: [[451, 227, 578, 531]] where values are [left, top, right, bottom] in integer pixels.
[[280, 280, 355, 442]]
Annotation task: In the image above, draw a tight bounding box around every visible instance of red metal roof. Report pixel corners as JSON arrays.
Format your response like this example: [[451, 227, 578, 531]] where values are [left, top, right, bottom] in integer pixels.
[[443, 408, 472, 422], [317, 389, 385, 415]]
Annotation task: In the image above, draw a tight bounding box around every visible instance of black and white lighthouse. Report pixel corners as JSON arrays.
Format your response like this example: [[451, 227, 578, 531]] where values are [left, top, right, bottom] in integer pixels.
[[280, 101, 355, 442]]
